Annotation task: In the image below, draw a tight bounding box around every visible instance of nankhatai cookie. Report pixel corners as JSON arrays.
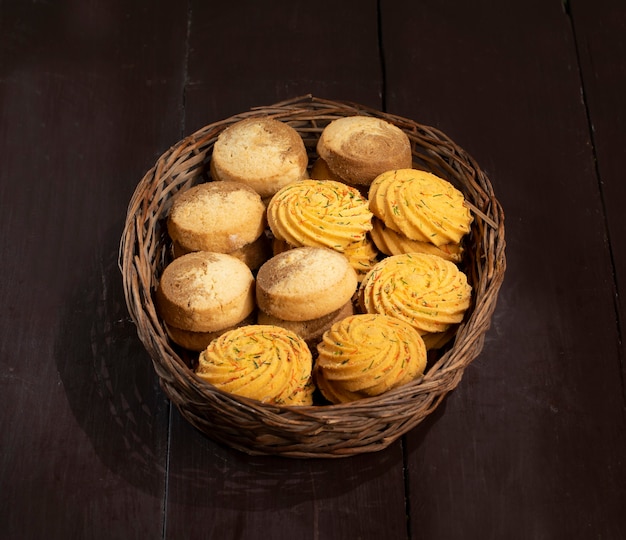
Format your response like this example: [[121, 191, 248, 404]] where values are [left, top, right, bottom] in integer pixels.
[[256, 246, 358, 322], [314, 313, 427, 403], [257, 300, 354, 347], [164, 313, 257, 352], [316, 116, 413, 186], [195, 325, 314, 406], [173, 232, 272, 271], [156, 251, 255, 333], [369, 169, 472, 247], [271, 233, 378, 281], [359, 252, 472, 338], [167, 181, 266, 256], [210, 117, 308, 198]]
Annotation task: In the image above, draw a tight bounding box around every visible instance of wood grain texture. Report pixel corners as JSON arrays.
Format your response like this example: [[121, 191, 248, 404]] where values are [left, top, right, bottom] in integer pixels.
[[0, 1, 187, 537], [571, 0, 626, 399], [380, 0, 626, 537], [1, 0, 625, 538], [182, 0, 384, 134], [165, 425, 408, 539]]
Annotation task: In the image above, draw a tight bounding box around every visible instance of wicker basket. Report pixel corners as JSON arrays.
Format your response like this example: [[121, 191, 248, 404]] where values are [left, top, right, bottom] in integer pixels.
[[119, 95, 506, 458]]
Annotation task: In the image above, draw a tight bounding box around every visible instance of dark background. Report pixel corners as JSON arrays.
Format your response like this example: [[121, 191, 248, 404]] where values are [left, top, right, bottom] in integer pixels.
[[1, 0, 625, 538]]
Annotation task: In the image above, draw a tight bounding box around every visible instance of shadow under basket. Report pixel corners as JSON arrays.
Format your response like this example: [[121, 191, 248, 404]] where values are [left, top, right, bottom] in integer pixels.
[[119, 95, 506, 458]]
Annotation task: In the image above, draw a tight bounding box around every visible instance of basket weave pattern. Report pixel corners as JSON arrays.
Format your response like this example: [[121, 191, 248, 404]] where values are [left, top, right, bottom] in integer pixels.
[[119, 95, 506, 458]]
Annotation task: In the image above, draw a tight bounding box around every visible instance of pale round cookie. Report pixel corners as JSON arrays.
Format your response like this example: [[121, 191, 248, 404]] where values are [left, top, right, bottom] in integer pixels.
[[316, 115, 412, 186], [210, 117, 308, 198], [256, 246, 358, 322], [359, 252, 472, 336], [167, 181, 266, 255], [257, 300, 355, 347], [156, 251, 255, 333], [270, 234, 378, 282], [164, 312, 257, 352], [369, 169, 473, 247], [173, 232, 272, 270], [195, 324, 314, 406], [314, 313, 427, 403]]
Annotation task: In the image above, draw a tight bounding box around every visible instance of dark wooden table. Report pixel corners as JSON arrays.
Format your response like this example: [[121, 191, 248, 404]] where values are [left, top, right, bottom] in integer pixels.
[[2, 1, 625, 538]]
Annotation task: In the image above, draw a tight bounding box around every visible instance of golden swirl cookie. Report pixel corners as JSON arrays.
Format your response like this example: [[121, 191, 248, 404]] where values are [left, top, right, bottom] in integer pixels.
[[421, 326, 458, 351], [310, 157, 342, 182], [370, 217, 463, 263], [314, 314, 427, 403], [195, 325, 314, 406], [369, 169, 473, 247], [359, 253, 472, 337], [266, 179, 373, 253], [342, 235, 380, 279]]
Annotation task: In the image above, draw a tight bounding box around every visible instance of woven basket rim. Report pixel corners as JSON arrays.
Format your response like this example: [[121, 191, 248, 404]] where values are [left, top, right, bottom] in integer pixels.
[[119, 94, 506, 458]]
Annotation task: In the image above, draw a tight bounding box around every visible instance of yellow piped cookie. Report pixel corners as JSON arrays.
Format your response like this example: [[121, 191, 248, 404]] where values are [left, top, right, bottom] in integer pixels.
[[369, 169, 473, 247], [195, 325, 314, 406], [310, 157, 343, 182], [267, 179, 373, 253], [342, 235, 380, 280], [370, 217, 464, 263], [359, 253, 472, 337], [314, 314, 427, 403]]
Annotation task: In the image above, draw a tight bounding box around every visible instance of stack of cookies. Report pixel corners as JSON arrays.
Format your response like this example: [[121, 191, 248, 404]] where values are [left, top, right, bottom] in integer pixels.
[[255, 246, 358, 348], [368, 169, 472, 262], [167, 180, 270, 269], [155, 251, 257, 352], [154, 114, 475, 406], [266, 179, 378, 279]]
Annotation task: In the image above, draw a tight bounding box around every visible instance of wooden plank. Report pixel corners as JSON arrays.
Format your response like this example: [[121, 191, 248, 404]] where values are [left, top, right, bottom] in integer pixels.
[[182, 0, 384, 133], [380, 0, 626, 537], [0, 1, 187, 537], [571, 0, 626, 396], [4, 1, 624, 538], [163, 1, 410, 539], [165, 425, 408, 539]]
